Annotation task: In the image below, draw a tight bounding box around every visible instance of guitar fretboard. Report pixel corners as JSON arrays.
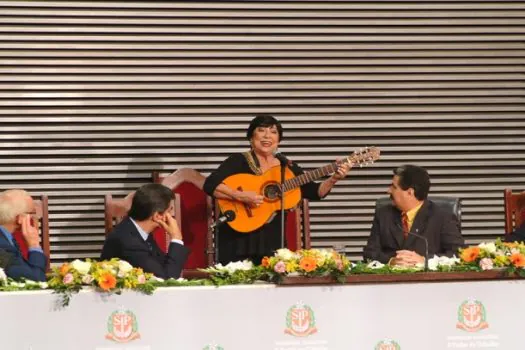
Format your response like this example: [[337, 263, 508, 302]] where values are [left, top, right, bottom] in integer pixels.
[[283, 162, 339, 192]]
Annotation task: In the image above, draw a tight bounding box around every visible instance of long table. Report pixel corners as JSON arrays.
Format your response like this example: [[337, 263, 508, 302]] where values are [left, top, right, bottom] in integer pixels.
[[1, 273, 522, 350]]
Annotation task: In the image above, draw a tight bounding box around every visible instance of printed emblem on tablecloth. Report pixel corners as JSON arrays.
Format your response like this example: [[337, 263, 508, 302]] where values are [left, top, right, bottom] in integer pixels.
[[375, 339, 401, 350], [284, 302, 317, 337], [456, 299, 489, 332], [105, 308, 141, 343], [202, 344, 224, 350]]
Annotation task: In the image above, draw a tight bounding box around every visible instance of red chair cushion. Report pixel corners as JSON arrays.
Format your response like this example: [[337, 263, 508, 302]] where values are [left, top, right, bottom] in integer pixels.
[[174, 182, 209, 269], [150, 227, 168, 253]]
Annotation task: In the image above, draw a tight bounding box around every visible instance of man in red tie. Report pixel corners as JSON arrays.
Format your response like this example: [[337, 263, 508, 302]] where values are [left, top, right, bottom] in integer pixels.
[[363, 165, 464, 266]]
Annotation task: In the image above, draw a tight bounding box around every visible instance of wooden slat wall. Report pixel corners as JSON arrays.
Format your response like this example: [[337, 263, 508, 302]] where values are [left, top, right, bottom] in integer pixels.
[[0, 1, 524, 263]]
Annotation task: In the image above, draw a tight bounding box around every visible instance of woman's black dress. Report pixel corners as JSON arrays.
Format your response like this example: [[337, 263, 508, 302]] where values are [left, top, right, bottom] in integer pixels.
[[203, 152, 322, 264]]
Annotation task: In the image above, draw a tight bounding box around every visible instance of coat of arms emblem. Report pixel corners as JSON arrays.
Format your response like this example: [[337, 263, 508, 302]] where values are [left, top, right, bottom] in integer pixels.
[[105, 308, 141, 343], [375, 340, 401, 350], [284, 302, 317, 337], [456, 299, 489, 332]]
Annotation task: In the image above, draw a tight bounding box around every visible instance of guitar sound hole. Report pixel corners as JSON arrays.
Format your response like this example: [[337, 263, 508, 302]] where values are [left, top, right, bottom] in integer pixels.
[[263, 184, 281, 201]]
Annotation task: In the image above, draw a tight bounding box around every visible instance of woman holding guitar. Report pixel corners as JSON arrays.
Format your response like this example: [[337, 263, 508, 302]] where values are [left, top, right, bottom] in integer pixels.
[[203, 115, 351, 265]]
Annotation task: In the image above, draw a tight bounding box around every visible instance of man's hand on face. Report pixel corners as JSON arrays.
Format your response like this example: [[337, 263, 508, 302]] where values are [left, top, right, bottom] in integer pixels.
[[20, 214, 41, 249], [391, 250, 425, 267], [154, 212, 183, 241]]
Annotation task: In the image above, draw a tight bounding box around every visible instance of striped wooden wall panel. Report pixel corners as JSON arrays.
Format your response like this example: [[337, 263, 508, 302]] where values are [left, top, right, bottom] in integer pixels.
[[0, 1, 524, 262]]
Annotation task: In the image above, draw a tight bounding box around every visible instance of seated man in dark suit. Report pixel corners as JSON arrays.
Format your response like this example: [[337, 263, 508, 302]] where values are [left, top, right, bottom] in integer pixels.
[[101, 184, 189, 279], [363, 165, 464, 266], [0, 189, 47, 281]]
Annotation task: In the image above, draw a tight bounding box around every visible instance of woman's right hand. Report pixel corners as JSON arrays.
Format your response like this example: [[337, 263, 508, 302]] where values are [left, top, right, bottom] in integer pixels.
[[236, 191, 264, 207]]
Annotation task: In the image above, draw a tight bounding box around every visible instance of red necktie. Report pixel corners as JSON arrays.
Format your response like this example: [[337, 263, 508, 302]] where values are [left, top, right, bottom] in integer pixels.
[[401, 212, 409, 239]]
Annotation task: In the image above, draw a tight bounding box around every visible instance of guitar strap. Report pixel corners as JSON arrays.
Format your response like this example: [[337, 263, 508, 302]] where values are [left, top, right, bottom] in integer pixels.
[[243, 150, 263, 176]]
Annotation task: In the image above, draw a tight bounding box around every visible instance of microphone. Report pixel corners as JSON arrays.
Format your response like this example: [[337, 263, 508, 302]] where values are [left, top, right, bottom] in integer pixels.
[[396, 222, 429, 271], [210, 210, 236, 230]]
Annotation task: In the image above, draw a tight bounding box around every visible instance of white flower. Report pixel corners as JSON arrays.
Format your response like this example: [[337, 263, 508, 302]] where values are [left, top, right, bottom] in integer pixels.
[[276, 248, 296, 261], [319, 249, 334, 259], [367, 261, 385, 269], [224, 260, 253, 273], [511, 248, 521, 255], [9, 281, 25, 288], [0, 267, 7, 285], [427, 255, 460, 271], [70, 259, 92, 275], [149, 276, 164, 282], [118, 260, 133, 274], [478, 242, 497, 254], [81, 275, 94, 285], [479, 258, 494, 271], [38, 282, 48, 289]]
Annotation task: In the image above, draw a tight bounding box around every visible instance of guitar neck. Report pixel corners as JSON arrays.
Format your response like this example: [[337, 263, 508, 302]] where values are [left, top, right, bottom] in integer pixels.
[[283, 162, 339, 192]]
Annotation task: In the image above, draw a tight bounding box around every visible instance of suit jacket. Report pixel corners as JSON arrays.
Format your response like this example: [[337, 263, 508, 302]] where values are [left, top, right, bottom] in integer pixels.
[[363, 200, 465, 263], [100, 217, 189, 279], [0, 229, 47, 282]]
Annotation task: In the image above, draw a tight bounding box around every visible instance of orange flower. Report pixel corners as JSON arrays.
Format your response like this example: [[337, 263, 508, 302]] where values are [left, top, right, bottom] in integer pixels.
[[261, 257, 270, 268], [59, 263, 71, 276], [98, 272, 117, 291], [504, 242, 520, 249], [510, 253, 525, 268], [461, 247, 480, 263], [299, 257, 317, 272]]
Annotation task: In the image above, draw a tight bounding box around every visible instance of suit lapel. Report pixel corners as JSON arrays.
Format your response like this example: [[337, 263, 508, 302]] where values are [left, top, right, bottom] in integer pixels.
[[403, 200, 430, 248], [391, 209, 405, 248], [123, 217, 151, 251]]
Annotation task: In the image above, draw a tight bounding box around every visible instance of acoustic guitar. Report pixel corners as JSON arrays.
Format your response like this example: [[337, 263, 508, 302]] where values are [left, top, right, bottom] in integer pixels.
[[217, 146, 380, 233]]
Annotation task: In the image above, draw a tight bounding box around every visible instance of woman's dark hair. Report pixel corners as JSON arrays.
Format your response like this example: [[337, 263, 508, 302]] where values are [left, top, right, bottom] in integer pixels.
[[393, 164, 431, 200], [246, 115, 283, 141], [128, 184, 174, 221]]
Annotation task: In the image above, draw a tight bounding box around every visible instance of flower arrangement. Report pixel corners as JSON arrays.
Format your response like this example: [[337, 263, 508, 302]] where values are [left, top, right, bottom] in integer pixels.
[[199, 260, 263, 286], [457, 239, 525, 275], [47, 258, 158, 307], [260, 248, 351, 282], [0, 267, 49, 291]]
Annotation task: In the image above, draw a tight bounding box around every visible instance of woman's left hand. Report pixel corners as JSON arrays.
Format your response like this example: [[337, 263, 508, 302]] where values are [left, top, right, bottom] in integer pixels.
[[331, 160, 351, 182]]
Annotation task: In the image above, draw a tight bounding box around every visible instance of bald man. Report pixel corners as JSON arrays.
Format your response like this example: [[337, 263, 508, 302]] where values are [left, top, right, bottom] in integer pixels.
[[0, 189, 46, 281]]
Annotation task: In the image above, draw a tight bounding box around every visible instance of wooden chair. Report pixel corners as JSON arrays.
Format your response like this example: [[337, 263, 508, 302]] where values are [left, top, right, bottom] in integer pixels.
[[504, 189, 525, 234], [12, 194, 51, 270], [104, 191, 181, 253], [285, 199, 311, 251], [153, 168, 214, 272]]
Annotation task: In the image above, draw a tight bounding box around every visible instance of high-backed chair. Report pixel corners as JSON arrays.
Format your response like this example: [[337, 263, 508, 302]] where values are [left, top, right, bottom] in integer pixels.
[[285, 199, 311, 250], [153, 168, 214, 270], [12, 194, 51, 270], [153, 168, 313, 268], [375, 196, 462, 229], [104, 191, 181, 253], [504, 189, 525, 234]]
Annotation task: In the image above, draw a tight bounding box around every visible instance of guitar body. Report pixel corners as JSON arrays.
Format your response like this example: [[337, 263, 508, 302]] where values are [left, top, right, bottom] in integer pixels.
[[217, 166, 302, 233]]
